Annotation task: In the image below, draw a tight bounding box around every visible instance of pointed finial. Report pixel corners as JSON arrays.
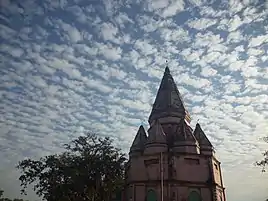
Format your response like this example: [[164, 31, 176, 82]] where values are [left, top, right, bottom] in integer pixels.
[[164, 60, 170, 74], [196, 119, 200, 126]]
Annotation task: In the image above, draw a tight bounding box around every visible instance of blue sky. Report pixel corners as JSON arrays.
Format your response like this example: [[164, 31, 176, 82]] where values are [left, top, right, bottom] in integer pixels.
[[0, 0, 268, 200]]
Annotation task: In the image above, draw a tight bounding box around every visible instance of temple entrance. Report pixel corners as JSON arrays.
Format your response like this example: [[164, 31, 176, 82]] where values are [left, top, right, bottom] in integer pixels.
[[146, 189, 157, 201], [188, 191, 201, 201]]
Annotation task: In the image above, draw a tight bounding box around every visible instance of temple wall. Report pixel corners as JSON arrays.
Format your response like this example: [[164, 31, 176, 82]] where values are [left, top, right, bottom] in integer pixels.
[[127, 154, 224, 185], [134, 185, 146, 201], [211, 160, 222, 185], [174, 156, 210, 182], [216, 187, 225, 201], [125, 185, 215, 201], [128, 156, 148, 181], [143, 145, 168, 155], [126, 154, 225, 201], [201, 188, 212, 201]]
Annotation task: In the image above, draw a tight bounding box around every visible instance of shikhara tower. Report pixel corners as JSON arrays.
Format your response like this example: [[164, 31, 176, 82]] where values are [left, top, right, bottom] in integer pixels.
[[124, 67, 226, 201]]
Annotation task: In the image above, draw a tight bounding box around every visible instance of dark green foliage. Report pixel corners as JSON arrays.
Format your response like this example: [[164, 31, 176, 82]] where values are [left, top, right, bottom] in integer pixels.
[[17, 133, 126, 201], [256, 137, 268, 172]]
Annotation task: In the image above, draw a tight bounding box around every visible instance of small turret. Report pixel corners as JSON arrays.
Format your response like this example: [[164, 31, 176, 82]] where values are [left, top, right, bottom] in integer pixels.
[[144, 120, 167, 154], [193, 123, 214, 156], [129, 125, 147, 156], [173, 119, 200, 154]]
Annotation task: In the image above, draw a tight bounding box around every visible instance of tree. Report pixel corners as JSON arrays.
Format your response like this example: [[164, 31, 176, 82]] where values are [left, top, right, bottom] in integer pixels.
[[17, 133, 126, 201], [256, 136, 268, 172]]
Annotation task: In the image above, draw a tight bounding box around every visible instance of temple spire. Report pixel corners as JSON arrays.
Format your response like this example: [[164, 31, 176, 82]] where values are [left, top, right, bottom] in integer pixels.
[[148, 66, 190, 124], [130, 125, 147, 153], [165, 66, 170, 74], [193, 123, 213, 147], [165, 60, 169, 73]]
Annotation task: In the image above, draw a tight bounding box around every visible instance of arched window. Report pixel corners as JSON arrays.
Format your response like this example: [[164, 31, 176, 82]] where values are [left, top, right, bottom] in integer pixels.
[[188, 191, 201, 201], [147, 189, 157, 201]]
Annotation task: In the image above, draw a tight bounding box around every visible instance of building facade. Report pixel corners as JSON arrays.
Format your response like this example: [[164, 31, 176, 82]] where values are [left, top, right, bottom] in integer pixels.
[[124, 67, 226, 201]]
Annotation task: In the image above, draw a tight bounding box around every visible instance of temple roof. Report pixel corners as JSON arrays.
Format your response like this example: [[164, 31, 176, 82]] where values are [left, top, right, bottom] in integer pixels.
[[146, 120, 166, 144], [193, 123, 213, 147], [148, 67, 190, 124], [130, 125, 147, 152], [174, 119, 197, 142]]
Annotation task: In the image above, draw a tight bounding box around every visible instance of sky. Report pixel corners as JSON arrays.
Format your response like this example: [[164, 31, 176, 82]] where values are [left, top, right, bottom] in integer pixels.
[[0, 0, 268, 200]]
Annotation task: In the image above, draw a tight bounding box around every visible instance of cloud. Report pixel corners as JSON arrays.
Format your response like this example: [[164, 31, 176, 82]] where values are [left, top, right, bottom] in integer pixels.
[[98, 22, 120, 43], [1, 1, 268, 201], [200, 66, 217, 77], [161, 0, 185, 18], [188, 18, 218, 30], [228, 14, 243, 32], [159, 27, 190, 42], [248, 34, 268, 48], [55, 19, 82, 43], [147, 0, 169, 11], [97, 42, 122, 60], [134, 39, 158, 56], [228, 0, 244, 14]]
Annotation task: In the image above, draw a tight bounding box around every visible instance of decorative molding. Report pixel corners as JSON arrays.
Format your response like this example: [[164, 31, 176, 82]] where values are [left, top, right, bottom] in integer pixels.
[[126, 179, 224, 187], [144, 158, 159, 166]]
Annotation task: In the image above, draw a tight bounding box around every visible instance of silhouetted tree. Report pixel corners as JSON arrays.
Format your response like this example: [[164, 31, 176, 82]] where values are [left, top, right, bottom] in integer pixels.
[[256, 137, 268, 172], [17, 133, 126, 201]]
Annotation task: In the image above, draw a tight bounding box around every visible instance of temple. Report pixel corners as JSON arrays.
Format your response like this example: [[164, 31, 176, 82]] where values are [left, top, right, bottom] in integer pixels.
[[124, 67, 226, 201]]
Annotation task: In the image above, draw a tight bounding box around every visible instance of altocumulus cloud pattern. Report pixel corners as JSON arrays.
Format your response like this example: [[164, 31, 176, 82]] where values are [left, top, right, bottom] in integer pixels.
[[0, 0, 268, 200]]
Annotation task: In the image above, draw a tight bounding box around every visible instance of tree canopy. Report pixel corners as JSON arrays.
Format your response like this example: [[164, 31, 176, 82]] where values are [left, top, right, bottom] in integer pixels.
[[256, 136, 268, 172], [17, 133, 126, 201]]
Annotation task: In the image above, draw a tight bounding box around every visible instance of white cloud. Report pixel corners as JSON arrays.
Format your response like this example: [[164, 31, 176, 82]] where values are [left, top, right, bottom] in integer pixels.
[[176, 73, 211, 89], [247, 48, 264, 56], [99, 22, 120, 44], [200, 66, 217, 77], [115, 12, 134, 28], [146, 0, 169, 11], [56, 19, 82, 43], [1, 44, 24, 58], [188, 18, 218, 30], [194, 32, 224, 48], [96, 43, 122, 61], [201, 51, 222, 64], [248, 35, 268, 48], [159, 27, 190, 42], [161, 0, 185, 18], [228, 0, 244, 14], [224, 82, 242, 94], [228, 15, 243, 32], [227, 30, 243, 43], [134, 39, 158, 56]]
